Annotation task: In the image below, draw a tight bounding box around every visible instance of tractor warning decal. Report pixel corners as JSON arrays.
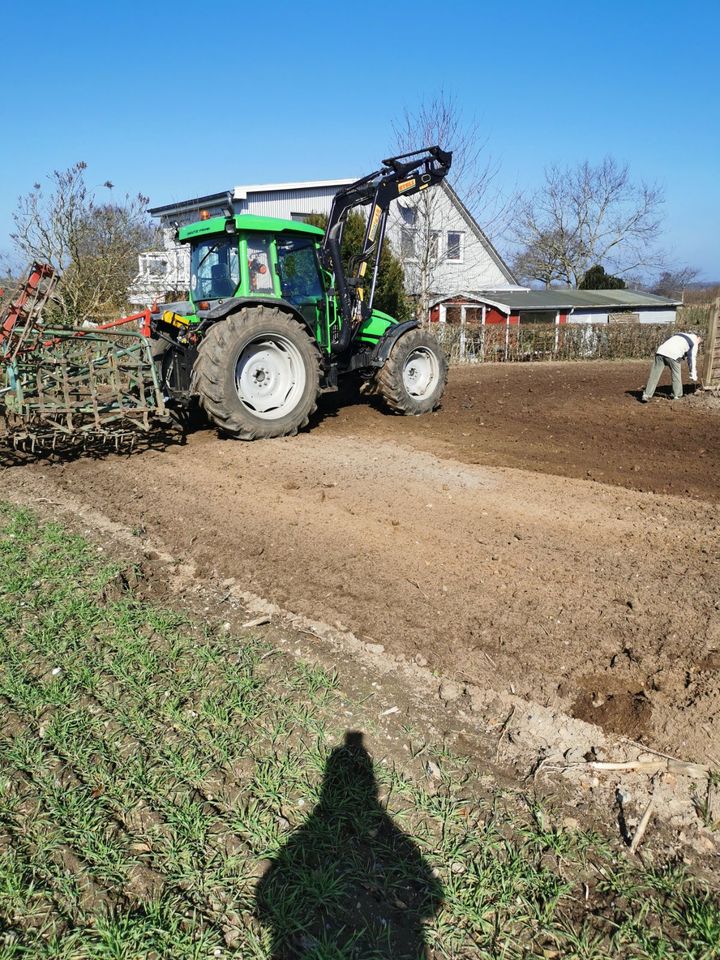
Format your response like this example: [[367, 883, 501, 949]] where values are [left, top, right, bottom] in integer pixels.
[[398, 178, 416, 193], [368, 205, 382, 242]]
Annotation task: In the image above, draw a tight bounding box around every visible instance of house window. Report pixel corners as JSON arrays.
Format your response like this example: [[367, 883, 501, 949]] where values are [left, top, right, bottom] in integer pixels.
[[518, 311, 556, 324], [141, 256, 168, 277], [399, 204, 416, 226], [446, 231, 464, 262], [401, 228, 417, 260], [429, 231, 441, 261]]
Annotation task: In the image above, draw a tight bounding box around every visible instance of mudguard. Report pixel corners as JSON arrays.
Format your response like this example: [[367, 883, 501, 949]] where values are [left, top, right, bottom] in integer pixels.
[[201, 296, 312, 334], [371, 319, 420, 366]]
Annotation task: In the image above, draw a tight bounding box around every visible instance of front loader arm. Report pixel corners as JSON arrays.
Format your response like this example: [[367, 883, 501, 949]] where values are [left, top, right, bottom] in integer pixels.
[[320, 146, 452, 353]]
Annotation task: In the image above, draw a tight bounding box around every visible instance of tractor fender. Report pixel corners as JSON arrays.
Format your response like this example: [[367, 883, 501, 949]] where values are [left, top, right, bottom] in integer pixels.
[[200, 296, 313, 336], [370, 320, 420, 366]]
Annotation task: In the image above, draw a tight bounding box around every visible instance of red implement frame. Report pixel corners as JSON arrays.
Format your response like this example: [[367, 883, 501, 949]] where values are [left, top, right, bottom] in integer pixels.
[[0, 263, 58, 360]]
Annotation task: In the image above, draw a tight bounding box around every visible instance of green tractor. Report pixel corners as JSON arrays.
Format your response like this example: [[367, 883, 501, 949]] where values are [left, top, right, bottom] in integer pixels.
[[151, 147, 452, 439]]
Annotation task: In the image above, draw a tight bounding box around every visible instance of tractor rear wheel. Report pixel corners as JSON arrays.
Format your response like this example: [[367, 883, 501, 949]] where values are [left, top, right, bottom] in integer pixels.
[[373, 329, 447, 415], [192, 306, 320, 439]]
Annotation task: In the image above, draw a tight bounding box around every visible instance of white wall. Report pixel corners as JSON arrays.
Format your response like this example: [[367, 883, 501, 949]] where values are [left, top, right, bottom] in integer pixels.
[[568, 308, 676, 325], [234, 185, 340, 220], [638, 309, 677, 325], [386, 184, 514, 297]]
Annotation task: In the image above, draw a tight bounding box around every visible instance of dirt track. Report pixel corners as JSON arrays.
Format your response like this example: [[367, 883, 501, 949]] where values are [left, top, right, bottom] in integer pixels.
[[12, 361, 720, 764]]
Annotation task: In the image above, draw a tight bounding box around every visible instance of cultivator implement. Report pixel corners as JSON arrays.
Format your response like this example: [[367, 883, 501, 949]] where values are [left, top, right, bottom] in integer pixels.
[[0, 264, 169, 454]]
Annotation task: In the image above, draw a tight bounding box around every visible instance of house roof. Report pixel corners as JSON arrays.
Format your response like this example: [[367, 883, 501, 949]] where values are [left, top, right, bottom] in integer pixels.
[[148, 191, 230, 216], [149, 179, 356, 216], [431, 289, 681, 311]]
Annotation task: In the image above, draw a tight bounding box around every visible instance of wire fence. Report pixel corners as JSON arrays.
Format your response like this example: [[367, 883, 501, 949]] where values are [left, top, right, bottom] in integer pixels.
[[434, 309, 711, 365]]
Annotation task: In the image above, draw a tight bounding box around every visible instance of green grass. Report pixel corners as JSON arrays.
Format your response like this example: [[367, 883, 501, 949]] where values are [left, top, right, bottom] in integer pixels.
[[0, 504, 718, 959]]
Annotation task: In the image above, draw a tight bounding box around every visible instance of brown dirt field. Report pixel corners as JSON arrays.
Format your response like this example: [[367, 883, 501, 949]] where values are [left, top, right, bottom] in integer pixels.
[[9, 361, 720, 765]]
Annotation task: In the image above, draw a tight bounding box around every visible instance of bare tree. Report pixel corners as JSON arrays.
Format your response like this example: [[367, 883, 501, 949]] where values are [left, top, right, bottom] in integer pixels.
[[649, 266, 700, 299], [511, 157, 664, 287], [0, 252, 18, 312], [511, 230, 574, 289], [10, 162, 158, 323], [391, 94, 512, 322]]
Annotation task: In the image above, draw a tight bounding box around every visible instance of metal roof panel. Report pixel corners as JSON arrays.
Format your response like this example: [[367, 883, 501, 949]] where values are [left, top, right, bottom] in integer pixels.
[[458, 289, 682, 310]]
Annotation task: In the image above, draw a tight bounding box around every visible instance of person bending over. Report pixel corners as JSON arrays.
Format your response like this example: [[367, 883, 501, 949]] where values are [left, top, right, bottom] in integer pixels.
[[641, 332, 701, 402]]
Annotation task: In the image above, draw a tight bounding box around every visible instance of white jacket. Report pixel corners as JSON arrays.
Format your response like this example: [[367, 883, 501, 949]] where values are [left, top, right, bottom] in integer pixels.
[[657, 333, 700, 381]]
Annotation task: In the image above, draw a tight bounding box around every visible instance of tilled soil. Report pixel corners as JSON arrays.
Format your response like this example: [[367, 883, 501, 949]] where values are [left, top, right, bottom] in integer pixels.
[[11, 361, 720, 764]]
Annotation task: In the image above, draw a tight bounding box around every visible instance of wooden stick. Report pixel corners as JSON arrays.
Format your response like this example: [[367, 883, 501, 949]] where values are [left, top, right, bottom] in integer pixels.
[[630, 793, 656, 855], [588, 759, 710, 779]]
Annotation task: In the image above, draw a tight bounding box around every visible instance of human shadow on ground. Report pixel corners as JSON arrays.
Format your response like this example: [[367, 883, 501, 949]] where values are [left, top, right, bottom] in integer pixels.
[[626, 383, 697, 403], [255, 731, 443, 959]]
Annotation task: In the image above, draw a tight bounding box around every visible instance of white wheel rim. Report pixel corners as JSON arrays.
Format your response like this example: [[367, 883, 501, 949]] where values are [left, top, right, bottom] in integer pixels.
[[235, 335, 306, 420], [402, 346, 440, 398]]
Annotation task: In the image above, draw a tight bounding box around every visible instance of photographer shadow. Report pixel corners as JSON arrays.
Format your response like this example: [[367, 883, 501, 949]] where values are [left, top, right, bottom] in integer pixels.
[[256, 731, 443, 959]]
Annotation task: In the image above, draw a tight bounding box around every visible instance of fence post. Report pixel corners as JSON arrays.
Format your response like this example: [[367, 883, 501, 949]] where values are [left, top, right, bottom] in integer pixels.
[[460, 305, 466, 362], [702, 298, 720, 388]]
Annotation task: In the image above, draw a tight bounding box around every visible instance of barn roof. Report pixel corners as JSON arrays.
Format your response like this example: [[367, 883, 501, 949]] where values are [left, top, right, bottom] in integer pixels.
[[431, 289, 681, 311], [148, 180, 357, 217]]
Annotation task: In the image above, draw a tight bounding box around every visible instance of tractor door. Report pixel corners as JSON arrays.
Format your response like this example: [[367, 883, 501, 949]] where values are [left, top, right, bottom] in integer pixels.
[[275, 236, 333, 352], [244, 235, 276, 296]]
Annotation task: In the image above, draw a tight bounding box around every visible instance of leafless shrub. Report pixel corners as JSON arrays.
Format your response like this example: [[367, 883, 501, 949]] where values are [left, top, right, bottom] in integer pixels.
[[677, 303, 712, 330], [10, 162, 158, 325]]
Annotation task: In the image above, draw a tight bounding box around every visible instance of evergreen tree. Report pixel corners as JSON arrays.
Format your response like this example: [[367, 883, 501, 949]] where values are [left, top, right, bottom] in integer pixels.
[[579, 264, 626, 290], [306, 211, 410, 321]]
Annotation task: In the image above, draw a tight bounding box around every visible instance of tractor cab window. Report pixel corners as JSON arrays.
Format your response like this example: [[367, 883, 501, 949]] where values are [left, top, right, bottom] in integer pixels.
[[275, 237, 324, 304], [190, 238, 239, 301], [247, 236, 274, 294]]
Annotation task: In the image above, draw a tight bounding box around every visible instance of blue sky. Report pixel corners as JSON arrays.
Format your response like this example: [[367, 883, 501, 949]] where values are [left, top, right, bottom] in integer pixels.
[[2, 0, 718, 278]]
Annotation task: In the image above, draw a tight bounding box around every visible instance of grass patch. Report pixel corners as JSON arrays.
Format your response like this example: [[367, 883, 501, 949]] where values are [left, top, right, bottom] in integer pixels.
[[0, 504, 718, 958]]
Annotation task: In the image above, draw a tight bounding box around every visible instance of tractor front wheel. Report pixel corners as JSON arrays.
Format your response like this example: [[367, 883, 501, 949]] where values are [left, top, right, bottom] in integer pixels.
[[192, 307, 320, 439], [373, 329, 447, 415]]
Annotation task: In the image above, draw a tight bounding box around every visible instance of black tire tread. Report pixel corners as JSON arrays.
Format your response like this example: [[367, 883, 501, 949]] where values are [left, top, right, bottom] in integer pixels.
[[191, 306, 320, 440], [373, 328, 448, 415]]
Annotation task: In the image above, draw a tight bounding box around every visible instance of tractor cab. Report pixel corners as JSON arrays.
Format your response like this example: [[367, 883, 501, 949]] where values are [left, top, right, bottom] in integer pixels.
[[174, 214, 338, 352]]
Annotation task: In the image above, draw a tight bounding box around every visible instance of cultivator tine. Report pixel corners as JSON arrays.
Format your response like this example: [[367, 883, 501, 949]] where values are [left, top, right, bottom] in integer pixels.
[[0, 265, 177, 454]]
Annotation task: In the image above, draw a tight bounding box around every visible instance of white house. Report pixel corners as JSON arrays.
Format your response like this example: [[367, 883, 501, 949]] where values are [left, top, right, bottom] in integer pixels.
[[388, 180, 517, 302], [129, 177, 518, 306]]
